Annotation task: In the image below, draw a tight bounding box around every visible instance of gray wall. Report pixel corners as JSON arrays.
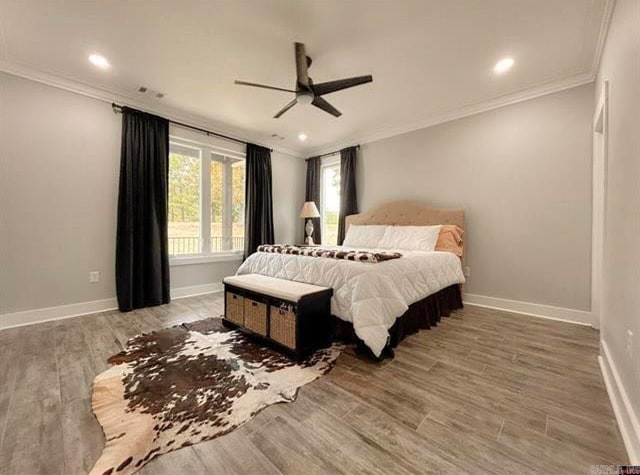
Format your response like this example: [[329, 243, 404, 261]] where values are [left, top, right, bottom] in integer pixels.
[[0, 72, 304, 315], [596, 0, 640, 435], [358, 83, 594, 311]]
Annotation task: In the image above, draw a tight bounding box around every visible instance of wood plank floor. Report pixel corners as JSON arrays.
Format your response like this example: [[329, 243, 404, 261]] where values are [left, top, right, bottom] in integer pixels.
[[0, 293, 627, 474]]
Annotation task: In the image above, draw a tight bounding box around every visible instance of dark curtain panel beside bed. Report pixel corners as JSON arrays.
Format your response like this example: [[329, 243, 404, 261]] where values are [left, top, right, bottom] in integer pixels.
[[337, 146, 359, 245], [115, 107, 171, 312], [304, 156, 322, 244], [244, 143, 275, 258]]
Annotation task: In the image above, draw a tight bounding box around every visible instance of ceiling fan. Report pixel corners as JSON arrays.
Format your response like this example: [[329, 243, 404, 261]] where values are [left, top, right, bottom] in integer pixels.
[[234, 42, 373, 118]]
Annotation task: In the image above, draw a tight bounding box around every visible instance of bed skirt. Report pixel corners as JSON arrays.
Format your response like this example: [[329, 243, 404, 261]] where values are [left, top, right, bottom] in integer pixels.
[[329, 284, 463, 360]]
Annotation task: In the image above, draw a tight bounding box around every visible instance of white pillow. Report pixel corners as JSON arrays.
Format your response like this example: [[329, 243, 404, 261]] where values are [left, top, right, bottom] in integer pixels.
[[378, 225, 442, 251], [342, 225, 388, 248]]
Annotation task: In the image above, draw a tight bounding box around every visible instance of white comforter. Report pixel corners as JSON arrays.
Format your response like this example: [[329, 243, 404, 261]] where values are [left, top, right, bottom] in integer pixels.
[[236, 247, 465, 357]]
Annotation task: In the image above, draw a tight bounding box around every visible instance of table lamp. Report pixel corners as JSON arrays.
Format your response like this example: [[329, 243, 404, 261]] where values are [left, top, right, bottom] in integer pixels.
[[299, 201, 321, 245]]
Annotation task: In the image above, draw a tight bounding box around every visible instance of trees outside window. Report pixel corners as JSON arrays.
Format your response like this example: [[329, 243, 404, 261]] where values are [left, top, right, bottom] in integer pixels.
[[321, 163, 340, 246], [168, 139, 245, 256]]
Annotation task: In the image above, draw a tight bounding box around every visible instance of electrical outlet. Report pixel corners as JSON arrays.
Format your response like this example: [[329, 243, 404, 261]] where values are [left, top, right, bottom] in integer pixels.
[[464, 266, 471, 277], [626, 330, 633, 359], [89, 271, 100, 283]]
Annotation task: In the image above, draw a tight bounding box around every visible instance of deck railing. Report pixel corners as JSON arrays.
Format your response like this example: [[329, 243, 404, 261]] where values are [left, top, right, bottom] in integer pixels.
[[210, 236, 244, 252], [169, 236, 244, 255]]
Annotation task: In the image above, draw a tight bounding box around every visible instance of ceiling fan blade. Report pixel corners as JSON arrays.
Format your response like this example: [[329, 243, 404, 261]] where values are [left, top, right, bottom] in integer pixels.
[[234, 80, 296, 93], [273, 99, 298, 118], [312, 75, 373, 96], [311, 97, 342, 117], [294, 42, 310, 89]]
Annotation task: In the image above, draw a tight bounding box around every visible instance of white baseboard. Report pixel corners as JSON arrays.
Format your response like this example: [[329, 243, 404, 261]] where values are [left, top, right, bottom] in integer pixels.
[[0, 282, 224, 330], [0, 287, 594, 330], [463, 293, 592, 326], [599, 339, 640, 464], [0, 298, 119, 330]]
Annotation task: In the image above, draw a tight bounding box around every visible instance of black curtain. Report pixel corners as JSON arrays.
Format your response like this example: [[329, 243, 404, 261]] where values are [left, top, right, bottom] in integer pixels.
[[115, 107, 171, 312], [337, 146, 359, 245], [304, 156, 322, 244], [244, 143, 275, 257]]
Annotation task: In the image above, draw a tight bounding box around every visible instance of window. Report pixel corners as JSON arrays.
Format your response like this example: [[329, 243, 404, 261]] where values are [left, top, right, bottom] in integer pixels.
[[168, 143, 201, 255], [320, 161, 340, 246], [168, 138, 245, 259]]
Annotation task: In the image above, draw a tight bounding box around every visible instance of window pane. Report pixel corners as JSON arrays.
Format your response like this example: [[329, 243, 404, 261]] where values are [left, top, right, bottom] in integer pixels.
[[210, 156, 245, 252], [322, 165, 340, 246], [232, 161, 245, 251], [168, 144, 201, 255], [210, 158, 224, 251]]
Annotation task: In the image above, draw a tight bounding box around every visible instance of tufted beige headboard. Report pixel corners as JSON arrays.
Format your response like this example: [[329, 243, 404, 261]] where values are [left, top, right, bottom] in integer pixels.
[[345, 200, 465, 259], [346, 200, 464, 230]]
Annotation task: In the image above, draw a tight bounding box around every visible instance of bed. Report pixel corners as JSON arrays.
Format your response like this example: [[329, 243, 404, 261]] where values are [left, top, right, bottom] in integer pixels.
[[236, 201, 466, 358]]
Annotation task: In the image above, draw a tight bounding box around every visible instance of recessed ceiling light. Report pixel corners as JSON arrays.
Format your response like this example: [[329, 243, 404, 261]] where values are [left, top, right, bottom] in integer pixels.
[[89, 53, 110, 69], [494, 57, 514, 74], [298, 133, 307, 141]]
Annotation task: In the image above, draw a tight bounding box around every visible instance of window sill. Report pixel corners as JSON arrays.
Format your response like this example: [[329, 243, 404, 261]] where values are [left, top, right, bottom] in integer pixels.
[[169, 253, 243, 266]]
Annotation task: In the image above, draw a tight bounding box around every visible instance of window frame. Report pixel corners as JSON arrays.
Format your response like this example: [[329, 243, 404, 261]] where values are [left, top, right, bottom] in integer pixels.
[[168, 135, 245, 266], [319, 154, 341, 246]]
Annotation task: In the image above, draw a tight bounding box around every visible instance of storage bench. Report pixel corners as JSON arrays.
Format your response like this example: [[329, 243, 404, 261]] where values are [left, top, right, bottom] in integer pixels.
[[222, 274, 333, 359]]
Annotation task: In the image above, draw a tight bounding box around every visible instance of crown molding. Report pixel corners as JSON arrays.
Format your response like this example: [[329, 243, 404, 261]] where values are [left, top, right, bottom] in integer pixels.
[[0, 59, 599, 160], [306, 71, 595, 157], [2, 0, 615, 160], [591, 0, 616, 74], [0, 60, 304, 158], [306, 0, 616, 157]]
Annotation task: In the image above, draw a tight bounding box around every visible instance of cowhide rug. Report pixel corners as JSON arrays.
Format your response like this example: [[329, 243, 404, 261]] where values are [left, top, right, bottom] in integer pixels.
[[90, 317, 342, 475]]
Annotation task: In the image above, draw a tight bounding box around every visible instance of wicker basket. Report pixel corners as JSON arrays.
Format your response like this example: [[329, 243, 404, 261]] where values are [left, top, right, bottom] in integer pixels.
[[244, 298, 268, 336], [270, 306, 297, 349], [225, 292, 244, 325]]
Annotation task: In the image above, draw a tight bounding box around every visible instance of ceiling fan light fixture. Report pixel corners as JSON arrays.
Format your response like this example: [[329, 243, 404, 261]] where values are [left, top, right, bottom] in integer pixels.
[[296, 92, 314, 106], [235, 42, 372, 118]]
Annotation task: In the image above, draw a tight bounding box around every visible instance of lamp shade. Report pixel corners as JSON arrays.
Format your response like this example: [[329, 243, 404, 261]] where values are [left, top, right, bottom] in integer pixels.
[[299, 201, 320, 218]]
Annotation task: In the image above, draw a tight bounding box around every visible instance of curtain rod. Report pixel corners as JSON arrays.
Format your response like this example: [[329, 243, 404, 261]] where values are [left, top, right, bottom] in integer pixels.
[[111, 103, 273, 152], [306, 144, 360, 161]]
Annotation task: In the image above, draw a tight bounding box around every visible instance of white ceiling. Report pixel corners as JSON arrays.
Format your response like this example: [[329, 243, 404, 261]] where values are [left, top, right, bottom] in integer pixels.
[[0, 0, 609, 155]]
